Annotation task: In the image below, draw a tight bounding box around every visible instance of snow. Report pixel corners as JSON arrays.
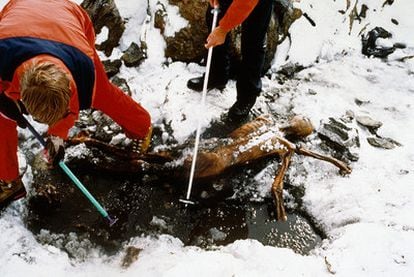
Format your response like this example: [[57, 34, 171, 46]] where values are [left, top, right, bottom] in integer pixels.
[[1, 0, 414, 276]]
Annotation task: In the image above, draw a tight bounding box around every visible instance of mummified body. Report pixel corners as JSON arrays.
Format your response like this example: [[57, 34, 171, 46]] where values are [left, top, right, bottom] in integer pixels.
[[68, 115, 351, 221]]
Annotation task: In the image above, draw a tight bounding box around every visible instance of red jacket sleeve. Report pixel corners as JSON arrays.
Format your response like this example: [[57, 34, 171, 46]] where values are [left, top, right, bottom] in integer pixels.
[[219, 0, 259, 31]]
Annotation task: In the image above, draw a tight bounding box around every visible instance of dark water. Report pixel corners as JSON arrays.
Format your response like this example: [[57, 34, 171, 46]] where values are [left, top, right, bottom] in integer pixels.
[[26, 166, 323, 256]]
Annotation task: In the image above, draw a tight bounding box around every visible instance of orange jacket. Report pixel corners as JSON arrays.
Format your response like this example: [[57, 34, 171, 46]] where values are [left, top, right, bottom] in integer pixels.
[[0, 0, 150, 139], [219, 0, 259, 31], [0, 0, 95, 139]]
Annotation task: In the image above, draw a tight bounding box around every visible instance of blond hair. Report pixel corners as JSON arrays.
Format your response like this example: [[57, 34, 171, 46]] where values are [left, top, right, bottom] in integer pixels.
[[20, 62, 71, 125]]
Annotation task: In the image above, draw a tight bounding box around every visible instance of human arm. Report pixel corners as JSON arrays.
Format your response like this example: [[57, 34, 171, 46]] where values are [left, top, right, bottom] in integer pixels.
[[205, 0, 259, 48]]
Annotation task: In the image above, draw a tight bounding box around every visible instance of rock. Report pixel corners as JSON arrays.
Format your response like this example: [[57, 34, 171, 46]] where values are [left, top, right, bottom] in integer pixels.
[[111, 76, 132, 96], [81, 0, 125, 56], [121, 246, 142, 268], [382, 0, 395, 8], [359, 4, 369, 18], [367, 136, 402, 149], [391, 18, 399, 25], [154, 2, 167, 33], [343, 110, 355, 123], [354, 98, 371, 106], [162, 0, 302, 75], [163, 0, 209, 64], [102, 59, 122, 78], [121, 42, 147, 67], [362, 27, 396, 58], [81, 0, 302, 75], [356, 115, 383, 133], [393, 42, 406, 49], [276, 62, 306, 79], [317, 117, 360, 161]]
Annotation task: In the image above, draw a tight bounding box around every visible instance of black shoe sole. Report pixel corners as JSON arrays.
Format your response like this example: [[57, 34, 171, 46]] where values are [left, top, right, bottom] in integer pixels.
[[0, 187, 27, 210], [187, 83, 227, 92]]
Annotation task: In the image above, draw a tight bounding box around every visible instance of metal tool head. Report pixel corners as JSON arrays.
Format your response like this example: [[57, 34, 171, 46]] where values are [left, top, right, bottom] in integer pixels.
[[179, 199, 196, 206], [106, 215, 119, 227]]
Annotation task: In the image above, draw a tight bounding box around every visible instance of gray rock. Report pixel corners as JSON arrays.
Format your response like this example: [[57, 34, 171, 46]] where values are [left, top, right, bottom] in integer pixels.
[[163, 0, 302, 75], [121, 42, 147, 67], [81, 0, 125, 56], [367, 136, 402, 149], [356, 115, 383, 133], [318, 117, 360, 161], [111, 76, 132, 96], [102, 59, 122, 78], [354, 98, 371, 106]]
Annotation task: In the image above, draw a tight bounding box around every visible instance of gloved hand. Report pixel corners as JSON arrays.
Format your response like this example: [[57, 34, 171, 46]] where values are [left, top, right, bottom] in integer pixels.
[[45, 136, 65, 166], [132, 126, 152, 154], [0, 92, 28, 128]]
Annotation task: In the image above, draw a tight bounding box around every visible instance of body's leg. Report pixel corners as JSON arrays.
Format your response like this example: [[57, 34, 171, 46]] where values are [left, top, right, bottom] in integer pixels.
[[271, 150, 292, 221]]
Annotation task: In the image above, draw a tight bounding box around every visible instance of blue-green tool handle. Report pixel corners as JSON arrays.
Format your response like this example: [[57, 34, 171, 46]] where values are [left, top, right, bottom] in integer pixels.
[[20, 115, 117, 226]]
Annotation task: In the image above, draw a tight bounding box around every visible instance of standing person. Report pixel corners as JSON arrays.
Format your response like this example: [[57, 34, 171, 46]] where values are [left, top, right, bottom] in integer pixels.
[[187, 0, 274, 122], [0, 0, 152, 208]]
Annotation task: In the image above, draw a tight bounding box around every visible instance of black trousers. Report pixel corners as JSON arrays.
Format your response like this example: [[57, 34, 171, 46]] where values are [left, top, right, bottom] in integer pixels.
[[206, 0, 273, 104]]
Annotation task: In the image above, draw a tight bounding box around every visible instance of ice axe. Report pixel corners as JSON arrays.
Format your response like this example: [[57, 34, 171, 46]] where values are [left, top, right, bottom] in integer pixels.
[[20, 115, 118, 226], [179, 7, 220, 206]]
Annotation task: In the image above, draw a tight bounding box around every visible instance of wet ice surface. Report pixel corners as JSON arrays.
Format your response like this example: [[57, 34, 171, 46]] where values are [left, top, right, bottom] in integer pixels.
[[26, 163, 322, 257]]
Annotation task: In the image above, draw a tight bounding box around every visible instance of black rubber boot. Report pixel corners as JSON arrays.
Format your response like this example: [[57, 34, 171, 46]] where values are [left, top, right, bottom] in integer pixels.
[[227, 97, 257, 124], [187, 75, 227, 92]]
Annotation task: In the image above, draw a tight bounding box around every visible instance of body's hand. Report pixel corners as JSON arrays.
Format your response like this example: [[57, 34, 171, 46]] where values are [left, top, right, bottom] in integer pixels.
[[205, 26, 228, 48], [46, 136, 65, 166]]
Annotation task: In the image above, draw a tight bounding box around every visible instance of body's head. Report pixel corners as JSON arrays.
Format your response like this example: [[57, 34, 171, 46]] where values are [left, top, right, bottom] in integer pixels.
[[280, 115, 314, 138], [20, 62, 71, 125]]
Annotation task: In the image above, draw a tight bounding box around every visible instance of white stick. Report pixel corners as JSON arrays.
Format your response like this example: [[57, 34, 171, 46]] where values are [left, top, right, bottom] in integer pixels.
[[182, 8, 220, 204]]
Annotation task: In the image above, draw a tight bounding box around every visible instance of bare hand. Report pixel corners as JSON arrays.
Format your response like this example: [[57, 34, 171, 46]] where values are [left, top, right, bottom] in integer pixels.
[[205, 26, 228, 48], [209, 0, 219, 8]]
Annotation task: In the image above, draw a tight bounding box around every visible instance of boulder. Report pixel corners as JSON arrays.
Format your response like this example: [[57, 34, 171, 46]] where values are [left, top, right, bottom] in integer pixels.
[[81, 0, 125, 56], [161, 0, 302, 75]]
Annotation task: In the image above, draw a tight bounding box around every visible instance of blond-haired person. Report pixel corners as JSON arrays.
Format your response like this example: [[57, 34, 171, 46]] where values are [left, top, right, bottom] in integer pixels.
[[0, 0, 151, 208]]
